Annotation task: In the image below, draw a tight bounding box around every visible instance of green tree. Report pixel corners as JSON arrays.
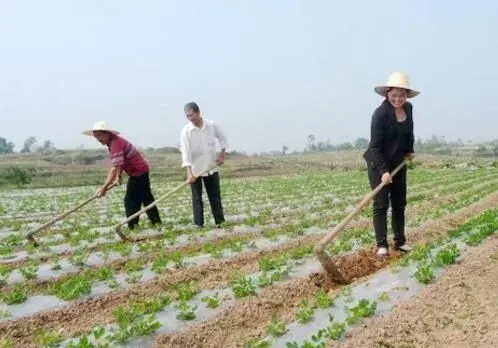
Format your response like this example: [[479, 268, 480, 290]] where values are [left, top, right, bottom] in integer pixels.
[[0, 137, 15, 154], [3, 166, 36, 187], [20, 136, 37, 153], [306, 134, 316, 152], [282, 145, 289, 155], [37, 140, 56, 154], [354, 137, 369, 149]]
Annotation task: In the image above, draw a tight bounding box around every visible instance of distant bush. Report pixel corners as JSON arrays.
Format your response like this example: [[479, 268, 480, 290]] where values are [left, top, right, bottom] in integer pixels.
[[44, 155, 73, 165], [43, 151, 107, 165], [73, 152, 107, 165], [407, 159, 423, 170], [432, 147, 453, 155], [1, 165, 37, 187], [149, 146, 181, 154]]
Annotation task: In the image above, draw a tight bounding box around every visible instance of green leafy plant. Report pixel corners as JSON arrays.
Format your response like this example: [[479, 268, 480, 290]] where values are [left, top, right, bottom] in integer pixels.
[[245, 338, 271, 348], [314, 289, 335, 308], [176, 283, 199, 301], [35, 328, 63, 347], [151, 253, 170, 273], [310, 315, 347, 342], [433, 243, 460, 267], [266, 316, 288, 337], [48, 275, 92, 300], [201, 293, 221, 309], [346, 299, 377, 325], [413, 262, 435, 284], [3, 285, 27, 305], [0, 308, 12, 319], [20, 263, 38, 280], [378, 292, 390, 302], [296, 299, 315, 324], [0, 338, 13, 348], [176, 300, 197, 321], [230, 274, 257, 298]]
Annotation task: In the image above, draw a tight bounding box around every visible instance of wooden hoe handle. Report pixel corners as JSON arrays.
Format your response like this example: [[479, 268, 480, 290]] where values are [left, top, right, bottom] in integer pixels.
[[315, 159, 409, 253], [114, 164, 219, 241]]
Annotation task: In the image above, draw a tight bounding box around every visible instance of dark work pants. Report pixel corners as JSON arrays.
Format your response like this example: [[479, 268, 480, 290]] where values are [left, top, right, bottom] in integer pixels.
[[367, 164, 407, 249], [191, 171, 225, 227], [124, 172, 162, 229]]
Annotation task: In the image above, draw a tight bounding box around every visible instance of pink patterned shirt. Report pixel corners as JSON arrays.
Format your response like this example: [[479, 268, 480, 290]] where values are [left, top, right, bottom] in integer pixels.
[[108, 134, 149, 177]]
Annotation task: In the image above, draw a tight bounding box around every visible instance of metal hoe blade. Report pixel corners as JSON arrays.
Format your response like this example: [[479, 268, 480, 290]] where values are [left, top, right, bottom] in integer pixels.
[[315, 247, 349, 284]]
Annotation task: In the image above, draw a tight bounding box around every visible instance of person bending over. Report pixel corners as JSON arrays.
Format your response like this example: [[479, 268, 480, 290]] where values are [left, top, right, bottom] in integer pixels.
[[83, 121, 162, 230]]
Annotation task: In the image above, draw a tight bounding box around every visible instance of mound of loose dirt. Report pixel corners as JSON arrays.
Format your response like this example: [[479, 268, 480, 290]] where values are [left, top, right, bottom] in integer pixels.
[[328, 235, 498, 348]]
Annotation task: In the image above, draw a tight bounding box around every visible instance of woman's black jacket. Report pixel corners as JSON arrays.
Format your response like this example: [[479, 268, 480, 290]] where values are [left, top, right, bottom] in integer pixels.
[[363, 98, 414, 174]]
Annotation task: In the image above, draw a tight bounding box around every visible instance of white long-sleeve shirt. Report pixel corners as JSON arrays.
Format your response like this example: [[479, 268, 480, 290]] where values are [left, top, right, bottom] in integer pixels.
[[179, 118, 228, 177]]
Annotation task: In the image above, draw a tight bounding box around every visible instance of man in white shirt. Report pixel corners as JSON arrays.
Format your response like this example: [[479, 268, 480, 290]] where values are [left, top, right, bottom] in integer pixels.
[[180, 102, 228, 228]]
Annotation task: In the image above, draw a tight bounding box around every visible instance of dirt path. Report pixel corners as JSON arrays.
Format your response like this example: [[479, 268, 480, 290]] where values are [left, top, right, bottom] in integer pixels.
[[328, 234, 498, 348]]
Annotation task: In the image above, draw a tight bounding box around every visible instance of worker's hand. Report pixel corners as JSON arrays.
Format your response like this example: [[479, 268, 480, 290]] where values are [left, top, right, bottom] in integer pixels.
[[187, 173, 197, 184], [381, 172, 392, 185], [96, 186, 107, 197], [216, 153, 225, 165]]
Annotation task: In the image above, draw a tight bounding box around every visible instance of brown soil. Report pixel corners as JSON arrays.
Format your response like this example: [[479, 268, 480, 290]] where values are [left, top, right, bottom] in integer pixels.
[[156, 251, 395, 348], [2, 188, 498, 346], [0, 229, 262, 291], [327, 235, 498, 348], [1, 218, 367, 296], [9, 172, 490, 277], [15, 170, 483, 245], [3, 174, 492, 290], [0, 232, 338, 347], [152, 191, 498, 348]]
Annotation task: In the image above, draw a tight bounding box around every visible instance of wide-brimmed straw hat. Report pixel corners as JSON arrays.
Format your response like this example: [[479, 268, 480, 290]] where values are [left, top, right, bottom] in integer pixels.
[[82, 121, 120, 136], [374, 72, 420, 98]]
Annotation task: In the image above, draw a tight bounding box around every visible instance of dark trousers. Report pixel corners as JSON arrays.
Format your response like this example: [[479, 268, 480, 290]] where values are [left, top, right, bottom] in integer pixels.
[[124, 172, 162, 229], [367, 164, 407, 249], [191, 171, 225, 227]]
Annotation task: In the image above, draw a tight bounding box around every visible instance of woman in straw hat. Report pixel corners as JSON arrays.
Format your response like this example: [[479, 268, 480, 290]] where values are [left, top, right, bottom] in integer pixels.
[[363, 72, 419, 256], [83, 121, 162, 230]]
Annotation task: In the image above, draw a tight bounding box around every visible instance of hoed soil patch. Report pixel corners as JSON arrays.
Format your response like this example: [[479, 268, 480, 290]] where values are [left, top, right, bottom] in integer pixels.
[[328, 235, 498, 348]]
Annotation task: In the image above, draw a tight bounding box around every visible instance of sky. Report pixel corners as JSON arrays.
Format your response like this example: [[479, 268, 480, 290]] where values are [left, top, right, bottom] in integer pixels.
[[1, 0, 497, 154]]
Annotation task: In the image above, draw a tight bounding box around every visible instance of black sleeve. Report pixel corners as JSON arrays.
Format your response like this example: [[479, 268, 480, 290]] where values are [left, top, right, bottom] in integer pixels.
[[369, 108, 389, 173], [408, 104, 415, 153]]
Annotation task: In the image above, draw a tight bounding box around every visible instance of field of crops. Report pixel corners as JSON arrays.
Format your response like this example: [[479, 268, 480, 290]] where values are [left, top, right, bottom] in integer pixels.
[[1, 165, 498, 347]]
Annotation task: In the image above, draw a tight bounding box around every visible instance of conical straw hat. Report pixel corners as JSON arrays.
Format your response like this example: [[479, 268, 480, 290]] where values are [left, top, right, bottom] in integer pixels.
[[82, 121, 120, 136], [374, 72, 420, 98]]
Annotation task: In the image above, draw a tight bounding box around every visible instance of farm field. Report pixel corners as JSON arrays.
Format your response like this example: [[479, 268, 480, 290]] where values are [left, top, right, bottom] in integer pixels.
[[1, 164, 498, 347]]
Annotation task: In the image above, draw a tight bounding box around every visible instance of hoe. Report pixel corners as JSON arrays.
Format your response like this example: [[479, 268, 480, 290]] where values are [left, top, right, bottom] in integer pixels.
[[113, 164, 218, 242], [25, 183, 119, 247], [314, 159, 409, 284]]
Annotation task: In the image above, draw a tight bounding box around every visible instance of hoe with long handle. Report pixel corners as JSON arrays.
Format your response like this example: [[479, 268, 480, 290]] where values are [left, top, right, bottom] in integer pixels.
[[25, 183, 119, 247], [113, 164, 218, 242], [314, 159, 409, 284]]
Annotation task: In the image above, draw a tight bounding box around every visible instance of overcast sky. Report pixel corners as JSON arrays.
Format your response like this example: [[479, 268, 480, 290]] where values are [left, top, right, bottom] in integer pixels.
[[1, 0, 497, 153]]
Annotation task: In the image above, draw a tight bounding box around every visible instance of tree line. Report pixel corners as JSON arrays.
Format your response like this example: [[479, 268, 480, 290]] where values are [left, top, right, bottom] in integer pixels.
[[2, 134, 498, 158], [0, 136, 56, 155]]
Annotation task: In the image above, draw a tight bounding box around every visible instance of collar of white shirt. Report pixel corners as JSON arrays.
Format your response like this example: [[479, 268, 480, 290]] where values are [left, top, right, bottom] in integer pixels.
[[186, 118, 211, 132]]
